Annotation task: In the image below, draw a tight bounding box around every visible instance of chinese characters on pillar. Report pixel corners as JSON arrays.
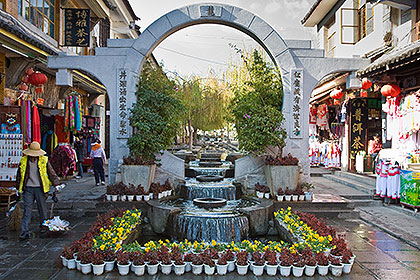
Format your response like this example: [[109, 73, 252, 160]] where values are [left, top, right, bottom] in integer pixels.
[[64, 9, 90, 47], [350, 99, 368, 159], [291, 69, 303, 138], [117, 69, 129, 138]]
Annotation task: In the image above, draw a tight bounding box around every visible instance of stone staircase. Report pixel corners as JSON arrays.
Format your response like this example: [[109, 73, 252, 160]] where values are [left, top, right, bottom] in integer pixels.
[[323, 171, 376, 199]]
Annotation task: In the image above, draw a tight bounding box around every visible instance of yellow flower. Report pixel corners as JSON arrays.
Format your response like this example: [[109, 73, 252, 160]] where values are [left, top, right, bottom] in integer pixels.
[[211, 240, 216, 246], [100, 245, 105, 250]]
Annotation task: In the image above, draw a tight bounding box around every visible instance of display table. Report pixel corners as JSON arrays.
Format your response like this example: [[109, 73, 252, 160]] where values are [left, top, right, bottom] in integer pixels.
[[400, 169, 420, 212]]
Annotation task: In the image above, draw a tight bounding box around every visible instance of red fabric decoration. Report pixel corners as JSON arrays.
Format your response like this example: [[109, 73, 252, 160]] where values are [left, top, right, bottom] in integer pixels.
[[32, 106, 41, 143], [381, 84, 401, 98], [362, 78, 372, 89], [330, 88, 344, 100], [360, 90, 368, 97]]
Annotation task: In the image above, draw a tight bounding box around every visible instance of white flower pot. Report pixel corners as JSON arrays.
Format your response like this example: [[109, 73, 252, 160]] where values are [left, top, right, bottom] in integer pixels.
[[132, 264, 145, 276], [330, 264, 343, 276], [174, 264, 186, 275], [117, 263, 130, 276], [127, 195, 134, 201], [144, 195, 150, 201], [158, 193, 163, 199], [121, 195, 127, 201], [147, 263, 159, 275], [299, 195, 305, 201], [264, 193, 270, 199], [92, 263, 105, 276], [305, 192, 313, 201], [236, 264, 249, 275], [66, 258, 76, 270], [204, 264, 215, 275], [305, 265, 316, 276], [75, 259, 81, 271], [216, 263, 228, 275], [279, 265, 291, 277], [266, 264, 278, 276], [106, 194, 111, 201], [80, 263, 91, 274], [276, 195, 284, 201], [249, 260, 254, 271], [161, 263, 172, 275], [185, 261, 192, 272], [256, 192, 264, 198], [350, 254, 356, 264], [292, 265, 305, 277], [292, 195, 298, 201], [227, 260, 235, 272], [192, 263, 203, 275], [317, 265, 329, 276], [284, 195, 291, 201], [111, 195, 118, 201], [104, 260, 115, 272], [343, 262, 353, 274], [60, 256, 68, 267], [135, 195, 143, 201], [253, 265, 264, 276]]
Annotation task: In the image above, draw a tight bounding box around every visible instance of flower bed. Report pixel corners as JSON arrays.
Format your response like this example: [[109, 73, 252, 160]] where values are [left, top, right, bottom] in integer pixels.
[[61, 207, 354, 277]]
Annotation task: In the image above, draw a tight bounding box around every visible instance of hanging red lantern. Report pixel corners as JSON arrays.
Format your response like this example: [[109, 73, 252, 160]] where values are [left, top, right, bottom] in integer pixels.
[[330, 88, 344, 100], [18, 82, 28, 92], [361, 78, 372, 90], [22, 75, 29, 84], [381, 84, 401, 98], [28, 72, 48, 94]]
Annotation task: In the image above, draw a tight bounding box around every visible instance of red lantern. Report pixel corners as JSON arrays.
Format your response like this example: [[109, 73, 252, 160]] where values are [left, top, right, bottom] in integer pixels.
[[362, 78, 372, 90], [28, 72, 48, 94], [381, 84, 401, 98], [18, 82, 28, 92], [330, 88, 344, 100], [22, 75, 29, 84]]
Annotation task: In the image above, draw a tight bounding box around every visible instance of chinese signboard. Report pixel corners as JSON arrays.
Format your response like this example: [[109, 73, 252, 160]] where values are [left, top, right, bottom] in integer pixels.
[[290, 69, 303, 138], [117, 69, 129, 138], [64, 9, 90, 47], [400, 170, 420, 208], [349, 98, 367, 159]]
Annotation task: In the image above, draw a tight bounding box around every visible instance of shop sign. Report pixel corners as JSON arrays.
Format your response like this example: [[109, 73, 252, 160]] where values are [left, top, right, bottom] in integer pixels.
[[349, 98, 367, 159], [64, 9, 90, 47], [290, 69, 303, 138], [400, 170, 420, 207], [117, 68, 129, 138]]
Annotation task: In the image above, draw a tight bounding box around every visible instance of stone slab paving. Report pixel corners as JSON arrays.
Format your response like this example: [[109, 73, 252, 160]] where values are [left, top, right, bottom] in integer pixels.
[[311, 176, 367, 197]]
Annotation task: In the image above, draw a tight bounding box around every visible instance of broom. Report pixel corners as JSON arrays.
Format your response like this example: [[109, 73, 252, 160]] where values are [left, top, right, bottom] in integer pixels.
[[7, 203, 22, 231]]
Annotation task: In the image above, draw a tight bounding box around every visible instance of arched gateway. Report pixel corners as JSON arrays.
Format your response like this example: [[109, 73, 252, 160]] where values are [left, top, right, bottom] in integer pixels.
[[48, 3, 368, 183]]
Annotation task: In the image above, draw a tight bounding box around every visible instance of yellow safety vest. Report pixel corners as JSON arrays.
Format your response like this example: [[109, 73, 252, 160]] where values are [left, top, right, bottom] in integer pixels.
[[19, 156, 51, 193]]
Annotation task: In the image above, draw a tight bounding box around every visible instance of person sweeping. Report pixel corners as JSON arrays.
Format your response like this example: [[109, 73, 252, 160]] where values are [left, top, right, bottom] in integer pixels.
[[16, 141, 59, 240]]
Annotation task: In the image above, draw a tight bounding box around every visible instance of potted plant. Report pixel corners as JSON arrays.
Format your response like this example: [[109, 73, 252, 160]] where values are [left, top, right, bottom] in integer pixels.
[[277, 188, 284, 201], [146, 253, 159, 275], [235, 251, 249, 275], [61, 246, 75, 269], [292, 258, 305, 277], [279, 249, 293, 277], [132, 253, 145, 276], [126, 184, 136, 201], [91, 251, 105, 276], [252, 256, 265, 276], [265, 250, 278, 276], [135, 184, 144, 201], [191, 254, 204, 275], [330, 255, 344, 276], [225, 249, 236, 272], [105, 185, 112, 201], [173, 253, 186, 275], [109, 184, 119, 201], [292, 187, 299, 201], [265, 154, 300, 196], [255, 183, 264, 198], [75, 253, 81, 271], [263, 185, 270, 199], [216, 255, 228, 275], [160, 251, 172, 275], [144, 190, 151, 201], [120, 184, 127, 201], [250, 251, 261, 271], [117, 251, 130, 276], [103, 249, 116, 272], [164, 179, 172, 196], [204, 256, 215, 275], [296, 186, 305, 201], [78, 248, 92, 275], [284, 187, 292, 201], [184, 252, 194, 272], [305, 256, 317, 276], [301, 182, 314, 201], [316, 253, 329, 276], [341, 254, 353, 274]]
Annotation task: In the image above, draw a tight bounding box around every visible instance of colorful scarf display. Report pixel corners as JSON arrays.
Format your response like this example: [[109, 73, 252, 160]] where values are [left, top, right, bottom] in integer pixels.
[[32, 106, 41, 143], [64, 92, 83, 132]]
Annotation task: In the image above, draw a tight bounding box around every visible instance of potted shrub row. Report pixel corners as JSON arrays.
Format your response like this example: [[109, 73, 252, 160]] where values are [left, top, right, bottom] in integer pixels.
[[255, 182, 270, 199], [105, 179, 174, 202], [276, 185, 312, 201]]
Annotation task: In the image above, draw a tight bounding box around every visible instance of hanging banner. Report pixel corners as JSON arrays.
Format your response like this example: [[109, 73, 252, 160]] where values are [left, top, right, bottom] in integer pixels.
[[117, 68, 129, 138], [349, 98, 368, 159], [64, 9, 90, 47], [290, 69, 303, 138]]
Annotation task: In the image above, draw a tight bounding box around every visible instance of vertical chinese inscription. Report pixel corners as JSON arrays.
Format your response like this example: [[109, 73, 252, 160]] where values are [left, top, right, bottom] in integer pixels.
[[349, 98, 367, 159], [117, 69, 129, 138], [291, 69, 303, 138], [64, 9, 90, 47]]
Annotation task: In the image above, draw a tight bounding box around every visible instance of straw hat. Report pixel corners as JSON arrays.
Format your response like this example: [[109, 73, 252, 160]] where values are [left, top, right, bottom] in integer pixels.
[[23, 142, 46, 157]]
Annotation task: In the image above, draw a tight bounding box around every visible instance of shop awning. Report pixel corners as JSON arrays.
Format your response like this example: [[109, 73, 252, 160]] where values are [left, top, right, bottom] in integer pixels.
[[310, 72, 349, 104], [301, 0, 339, 27]]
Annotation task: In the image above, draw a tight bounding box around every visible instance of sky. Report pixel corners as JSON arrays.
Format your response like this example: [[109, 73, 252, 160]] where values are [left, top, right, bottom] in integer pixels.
[[128, 0, 316, 78]]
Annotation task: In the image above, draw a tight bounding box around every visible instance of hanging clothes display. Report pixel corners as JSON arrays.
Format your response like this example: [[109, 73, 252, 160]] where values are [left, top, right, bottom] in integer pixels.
[[316, 104, 328, 127], [32, 106, 41, 143], [309, 139, 341, 168], [64, 93, 83, 133], [55, 115, 69, 143]]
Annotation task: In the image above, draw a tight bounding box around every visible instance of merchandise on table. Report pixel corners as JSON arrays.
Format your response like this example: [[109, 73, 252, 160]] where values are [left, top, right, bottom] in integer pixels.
[[0, 134, 23, 181]]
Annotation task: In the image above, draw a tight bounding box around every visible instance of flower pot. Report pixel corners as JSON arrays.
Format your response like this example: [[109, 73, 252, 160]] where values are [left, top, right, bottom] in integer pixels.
[[204, 264, 215, 275], [161, 263, 172, 275], [343, 262, 353, 274], [292, 265, 305, 277], [75, 259, 81, 271], [305, 265, 316, 276], [127, 195, 134, 201], [121, 195, 127, 201], [60, 256, 68, 267], [132, 264, 145, 276], [106, 194, 111, 201], [330, 264, 343, 276], [66, 259, 76, 270], [185, 261, 192, 272], [111, 195, 118, 201], [305, 192, 313, 201], [92, 263, 105, 276], [253, 265, 264, 276], [292, 195, 298, 201], [191, 263, 203, 275], [174, 264, 186, 275], [350, 254, 356, 264], [80, 263, 92, 274], [299, 194, 305, 201], [135, 195, 143, 201], [144, 195, 150, 201], [117, 263, 130, 276], [266, 264, 277, 276], [147, 263, 159, 275], [276, 195, 284, 201], [317, 264, 329, 276], [284, 195, 291, 201], [249, 260, 254, 271], [264, 193, 270, 199], [236, 264, 249, 275], [279, 265, 291, 277], [256, 191, 264, 198], [104, 260, 115, 272], [227, 260, 235, 272], [158, 193, 163, 199], [216, 263, 228, 275]]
